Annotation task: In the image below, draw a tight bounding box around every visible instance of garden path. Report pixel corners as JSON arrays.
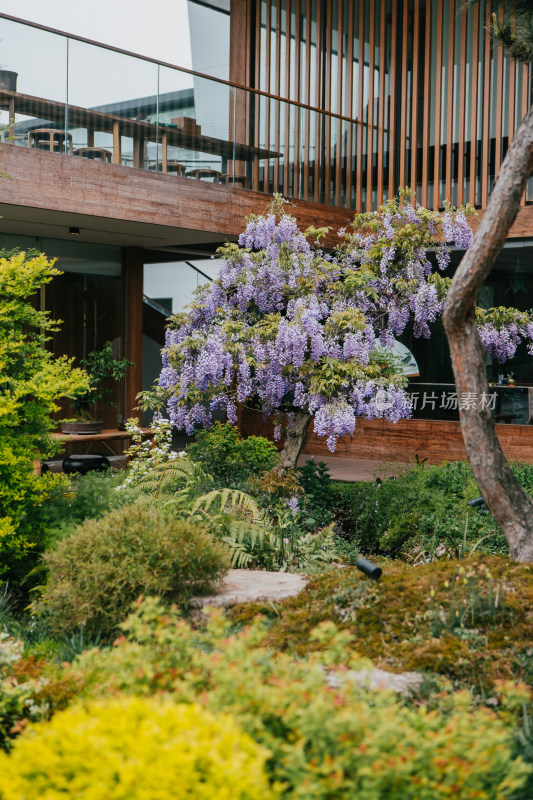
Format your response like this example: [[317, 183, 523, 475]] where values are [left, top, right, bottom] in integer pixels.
[[297, 455, 405, 482], [191, 569, 308, 608]]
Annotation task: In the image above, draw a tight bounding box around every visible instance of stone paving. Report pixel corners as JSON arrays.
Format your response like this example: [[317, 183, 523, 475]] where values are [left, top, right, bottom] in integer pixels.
[[190, 569, 308, 608]]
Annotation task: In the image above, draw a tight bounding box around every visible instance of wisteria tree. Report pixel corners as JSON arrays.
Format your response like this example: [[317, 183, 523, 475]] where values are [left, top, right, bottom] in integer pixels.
[[157, 194, 532, 474]]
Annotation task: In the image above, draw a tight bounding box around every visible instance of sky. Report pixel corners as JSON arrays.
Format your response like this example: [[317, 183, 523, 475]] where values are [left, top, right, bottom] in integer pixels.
[[1, 0, 192, 68]]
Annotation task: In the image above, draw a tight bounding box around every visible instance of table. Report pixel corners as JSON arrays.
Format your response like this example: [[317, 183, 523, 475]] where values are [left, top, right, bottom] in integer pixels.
[[51, 427, 154, 456], [0, 89, 280, 180], [74, 146, 112, 162]]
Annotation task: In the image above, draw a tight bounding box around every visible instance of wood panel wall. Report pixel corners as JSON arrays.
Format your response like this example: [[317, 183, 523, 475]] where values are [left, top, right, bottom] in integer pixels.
[[240, 408, 533, 465]]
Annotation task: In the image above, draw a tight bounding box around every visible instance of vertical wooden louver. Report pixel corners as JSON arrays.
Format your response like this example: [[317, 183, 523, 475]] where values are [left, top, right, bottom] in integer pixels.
[[247, 0, 531, 212]]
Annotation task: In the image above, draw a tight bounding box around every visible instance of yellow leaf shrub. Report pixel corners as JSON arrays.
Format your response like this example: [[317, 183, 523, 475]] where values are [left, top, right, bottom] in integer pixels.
[[0, 696, 278, 800], [69, 599, 532, 799]]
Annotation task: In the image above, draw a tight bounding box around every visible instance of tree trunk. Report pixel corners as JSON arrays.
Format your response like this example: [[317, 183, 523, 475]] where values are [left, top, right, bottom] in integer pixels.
[[443, 104, 533, 562], [278, 411, 312, 470]]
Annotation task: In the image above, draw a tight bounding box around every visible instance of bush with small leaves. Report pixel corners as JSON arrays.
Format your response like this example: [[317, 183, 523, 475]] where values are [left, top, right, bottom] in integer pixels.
[[39, 504, 229, 639], [70, 599, 531, 800], [187, 423, 279, 487], [0, 697, 278, 800]]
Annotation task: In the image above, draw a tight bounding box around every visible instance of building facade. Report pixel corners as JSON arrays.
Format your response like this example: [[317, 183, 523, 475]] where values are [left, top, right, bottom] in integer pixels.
[[1, 1, 533, 459]]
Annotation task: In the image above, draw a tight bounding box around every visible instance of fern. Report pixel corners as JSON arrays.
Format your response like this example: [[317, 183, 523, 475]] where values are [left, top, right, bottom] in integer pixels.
[[136, 459, 212, 499], [191, 489, 262, 523]]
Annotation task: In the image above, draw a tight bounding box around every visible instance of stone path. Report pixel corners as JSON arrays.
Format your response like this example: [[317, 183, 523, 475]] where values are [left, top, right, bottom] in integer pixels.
[[190, 569, 308, 608]]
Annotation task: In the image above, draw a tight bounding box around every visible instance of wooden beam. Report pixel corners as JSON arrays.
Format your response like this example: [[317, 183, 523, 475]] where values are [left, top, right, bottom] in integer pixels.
[[366, 0, 376, 211], [457, 5, 467, 206], [399, 0, 409, 190], [377, 0, 387, 206], [481, 1, 491, 208], [469, 0, 480, 206], [421, 0, 431, 207], [410, 0, 420, 201], [445, 0, 455, 203], [356, 0, 365, 211], [388, 0, 398, 201], [433, 0, 443, 209], [122, 246, 144, 418]]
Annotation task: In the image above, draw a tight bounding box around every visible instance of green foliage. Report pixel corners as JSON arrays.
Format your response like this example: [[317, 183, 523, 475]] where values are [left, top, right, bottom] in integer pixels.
[[297, 459, 334, 527], [68, 597, 531, 799], [0, 633, 79, 753], [37, 469, 141, 545], [187, 423, 279, 487], [70, 340, 133, 420], [0, 251, 89, 589], [38, 503, 229, 639], [424, 562, 509, 637], [479, 0, 533, 65], [0, 697, 277, 800], [332, 461, 512, 561]]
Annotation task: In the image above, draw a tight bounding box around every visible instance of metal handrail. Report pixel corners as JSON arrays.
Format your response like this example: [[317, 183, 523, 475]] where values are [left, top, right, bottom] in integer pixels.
[[0, 11, 364, 128]]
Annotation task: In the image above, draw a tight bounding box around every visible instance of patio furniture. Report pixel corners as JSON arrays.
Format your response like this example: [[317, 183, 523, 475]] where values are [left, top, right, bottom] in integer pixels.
[[186, 167, 221, 183], [62, 453, 110, 475], [148, 160, 187, 175], [220, 173, 250, 188], [28, 128, 73, 153], [74, 146, 112, 162]]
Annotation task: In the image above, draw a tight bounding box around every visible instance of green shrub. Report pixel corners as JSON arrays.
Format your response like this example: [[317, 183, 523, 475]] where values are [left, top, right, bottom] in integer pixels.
[[297, 459, 334, 527], [0, 697, 277, 800], [187, 423, 278, 486], [39, 504, 229, 638], [332, 461, 509, 560], [0, 250, 88, 593], [38, 469, 140, 544], [71, 598, 531, 800]]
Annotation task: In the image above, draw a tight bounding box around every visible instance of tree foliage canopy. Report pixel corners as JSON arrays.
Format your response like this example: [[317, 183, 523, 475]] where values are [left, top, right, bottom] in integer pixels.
[[157, 195, 533, 456], [486, 0, 533, 64], [0, 250, 89, 582]]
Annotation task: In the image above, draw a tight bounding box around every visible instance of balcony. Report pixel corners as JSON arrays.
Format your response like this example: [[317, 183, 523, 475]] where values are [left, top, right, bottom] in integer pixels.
[[0, 13, 369, 215]]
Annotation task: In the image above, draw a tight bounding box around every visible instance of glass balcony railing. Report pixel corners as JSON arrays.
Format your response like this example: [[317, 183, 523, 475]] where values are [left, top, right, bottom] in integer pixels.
[[0, 13, 362, 207]]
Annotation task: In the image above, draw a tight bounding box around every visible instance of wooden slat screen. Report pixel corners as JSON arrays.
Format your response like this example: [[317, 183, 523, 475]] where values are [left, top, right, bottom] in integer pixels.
[[247, 0, 532, 211]]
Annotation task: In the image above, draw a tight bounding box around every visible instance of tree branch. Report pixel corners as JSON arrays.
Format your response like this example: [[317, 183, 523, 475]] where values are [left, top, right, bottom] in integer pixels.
[[443, 105, 533, 561]]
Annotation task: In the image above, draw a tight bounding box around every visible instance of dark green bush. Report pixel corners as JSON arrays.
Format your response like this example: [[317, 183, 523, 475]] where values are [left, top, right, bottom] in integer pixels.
[[332, 461, 513, 560], [297, 459, 334, 527], [187, 423, 278, 487], [39, 504, 229, 638], [38, 469, 140, 544]]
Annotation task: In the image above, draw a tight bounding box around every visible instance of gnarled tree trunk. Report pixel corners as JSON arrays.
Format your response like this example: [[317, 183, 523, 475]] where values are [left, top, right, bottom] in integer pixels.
[[278, 411, 312, 470], [443, 105, 533, 562]]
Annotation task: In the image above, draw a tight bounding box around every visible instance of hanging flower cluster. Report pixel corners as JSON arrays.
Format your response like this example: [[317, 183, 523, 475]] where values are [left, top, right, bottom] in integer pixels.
[[157, 194, 531, 453]]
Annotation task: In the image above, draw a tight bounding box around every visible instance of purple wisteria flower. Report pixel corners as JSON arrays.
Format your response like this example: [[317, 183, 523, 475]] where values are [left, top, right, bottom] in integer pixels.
[[156, 198, 530, 457]]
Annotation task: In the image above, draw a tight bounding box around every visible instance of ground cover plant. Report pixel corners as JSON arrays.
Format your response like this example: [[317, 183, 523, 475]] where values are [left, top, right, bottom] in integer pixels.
[[28, 597, 531, 799], [228, 556, 533, 694]]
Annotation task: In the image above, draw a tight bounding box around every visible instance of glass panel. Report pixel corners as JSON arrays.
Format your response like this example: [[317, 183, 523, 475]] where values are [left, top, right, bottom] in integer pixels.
[[187, 0, 230, 80], [67, 39, 158, 167], [158, 67, 232, 180], [0, 18, 68, 150]]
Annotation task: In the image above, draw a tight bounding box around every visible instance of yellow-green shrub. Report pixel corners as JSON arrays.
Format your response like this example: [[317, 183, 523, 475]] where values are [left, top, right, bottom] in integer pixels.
[[71, 599, 531, 800], [39, 503, 229, 638], [0, 696, 278, 800]]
